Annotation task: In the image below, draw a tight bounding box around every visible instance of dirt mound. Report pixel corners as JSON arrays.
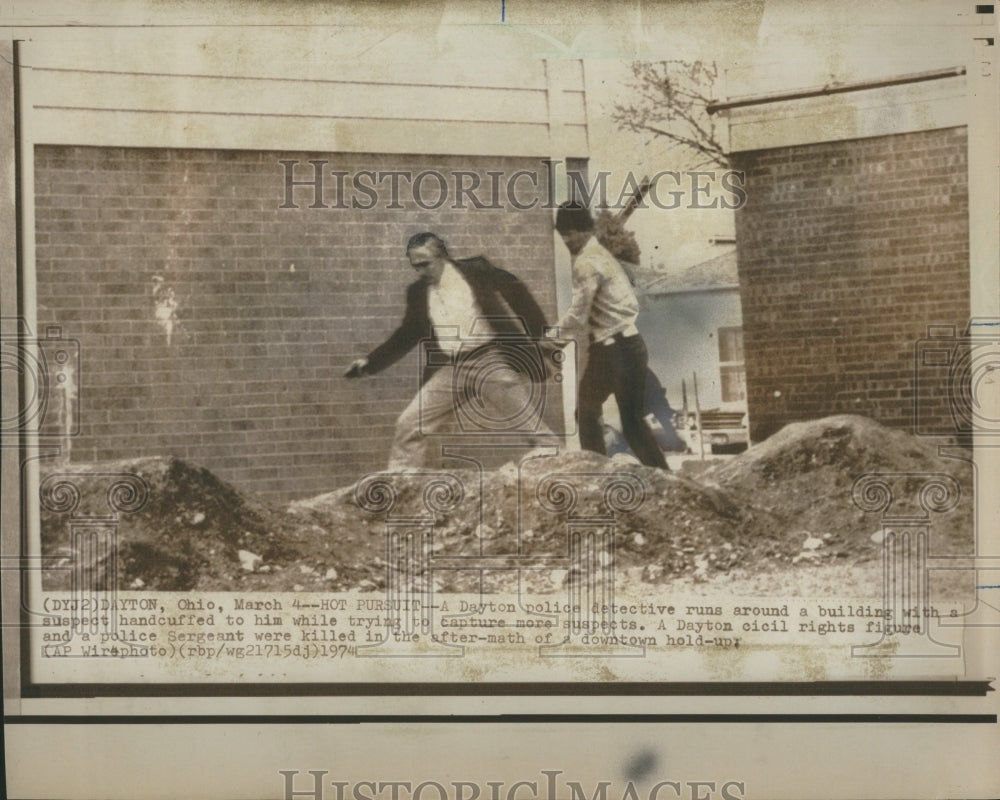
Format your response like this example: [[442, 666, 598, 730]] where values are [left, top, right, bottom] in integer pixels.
[[39, 457, 319, 591], [709, 415, 955, 485], [38, 416, 975, 592], [292, 450, 748, 592], [703, 415, 973, 563], [40, 450, 751, 592]]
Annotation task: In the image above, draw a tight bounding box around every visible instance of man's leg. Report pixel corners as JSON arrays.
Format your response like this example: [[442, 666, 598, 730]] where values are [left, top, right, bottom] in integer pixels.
[[612, 335, 669, 469], [471, 366, 556, 440], [577, 344, 614, 455], [387, 367, 457, 469], [644, 368, 686, 452]]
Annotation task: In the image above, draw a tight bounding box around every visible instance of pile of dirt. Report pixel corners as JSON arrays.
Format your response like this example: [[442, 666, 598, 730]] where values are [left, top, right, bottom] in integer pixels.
[[38, 415, 974, 592], [293, 450, 747, 592], [703, 415, 974, 565], [39, 457, 317, 591]]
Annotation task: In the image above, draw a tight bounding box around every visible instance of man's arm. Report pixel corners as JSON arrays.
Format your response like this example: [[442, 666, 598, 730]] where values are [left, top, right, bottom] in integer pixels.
[[553, 256, 600, 335], [494, 270, 549, 339], [347, 282, 425, 376]]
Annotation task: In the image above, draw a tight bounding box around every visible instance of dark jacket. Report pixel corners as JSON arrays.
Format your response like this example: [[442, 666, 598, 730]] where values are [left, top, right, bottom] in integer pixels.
[[364, 257, 548, 383]]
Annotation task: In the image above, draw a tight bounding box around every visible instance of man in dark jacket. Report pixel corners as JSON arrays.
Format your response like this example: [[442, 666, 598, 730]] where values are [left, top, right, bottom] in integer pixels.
[[346, 232, 555, 468]]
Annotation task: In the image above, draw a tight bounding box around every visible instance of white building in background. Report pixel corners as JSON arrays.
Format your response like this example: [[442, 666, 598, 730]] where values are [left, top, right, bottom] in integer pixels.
[[632, 249, 746, 415]]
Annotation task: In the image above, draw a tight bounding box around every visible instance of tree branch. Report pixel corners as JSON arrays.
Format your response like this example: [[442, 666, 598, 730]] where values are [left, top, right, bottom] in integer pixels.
[[612, 59, 730, 169]]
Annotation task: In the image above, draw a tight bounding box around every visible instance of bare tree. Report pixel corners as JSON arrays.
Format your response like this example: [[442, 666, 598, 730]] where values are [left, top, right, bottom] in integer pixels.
[[612, 60, 729, 169]]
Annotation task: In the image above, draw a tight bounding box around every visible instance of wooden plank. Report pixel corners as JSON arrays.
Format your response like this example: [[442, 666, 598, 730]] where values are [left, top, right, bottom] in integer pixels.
[[727, 78, 967, 152], [30, 107, 592, 157], [18, 32, 554, 91], [29, 69, 560, 125]]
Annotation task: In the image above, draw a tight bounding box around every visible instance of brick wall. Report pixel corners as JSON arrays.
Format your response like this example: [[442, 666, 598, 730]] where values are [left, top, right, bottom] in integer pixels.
[[34, 147, 561, 501], [731, 127, 970, 442]]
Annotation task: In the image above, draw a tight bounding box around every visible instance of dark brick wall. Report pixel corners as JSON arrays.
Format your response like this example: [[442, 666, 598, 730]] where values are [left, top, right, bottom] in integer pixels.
[[731, 127, 970, 442], [34, 147, 560, 501]]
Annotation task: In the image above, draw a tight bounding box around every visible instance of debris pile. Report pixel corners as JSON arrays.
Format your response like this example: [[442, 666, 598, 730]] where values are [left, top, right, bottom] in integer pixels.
[[703, 414, 974, 563], [39, 415, 973, 591], [39, 457, 316, 591]]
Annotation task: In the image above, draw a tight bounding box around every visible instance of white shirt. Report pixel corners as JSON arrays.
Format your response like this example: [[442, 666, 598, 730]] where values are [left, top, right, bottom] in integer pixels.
[[427, 262, 491, 355], [555, 237, 640, 344]]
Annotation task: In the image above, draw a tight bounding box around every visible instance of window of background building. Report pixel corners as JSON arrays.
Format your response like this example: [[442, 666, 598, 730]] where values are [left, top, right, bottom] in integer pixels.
[[718, 325, 747, 404]]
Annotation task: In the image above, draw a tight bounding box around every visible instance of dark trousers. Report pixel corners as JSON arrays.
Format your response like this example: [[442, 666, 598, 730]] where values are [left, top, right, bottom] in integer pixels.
[[578, 333, 668, 469]]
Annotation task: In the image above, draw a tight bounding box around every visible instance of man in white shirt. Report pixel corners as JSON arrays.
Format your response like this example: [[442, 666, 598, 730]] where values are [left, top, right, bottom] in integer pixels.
[[551, 202, 669, 470], [346, 232, 555, 468]]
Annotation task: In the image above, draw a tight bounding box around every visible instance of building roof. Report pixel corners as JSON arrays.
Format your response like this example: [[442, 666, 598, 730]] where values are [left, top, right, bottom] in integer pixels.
[[634, 249, 739, 295]]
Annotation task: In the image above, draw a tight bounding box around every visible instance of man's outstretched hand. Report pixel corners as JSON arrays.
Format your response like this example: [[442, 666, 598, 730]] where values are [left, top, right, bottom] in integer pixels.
[[344, 358, 369, 378]]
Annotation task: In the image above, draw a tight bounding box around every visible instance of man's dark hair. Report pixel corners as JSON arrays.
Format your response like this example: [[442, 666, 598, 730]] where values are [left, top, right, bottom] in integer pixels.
[[555, 201, 594, 233], [405, 232, 449, 257]]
